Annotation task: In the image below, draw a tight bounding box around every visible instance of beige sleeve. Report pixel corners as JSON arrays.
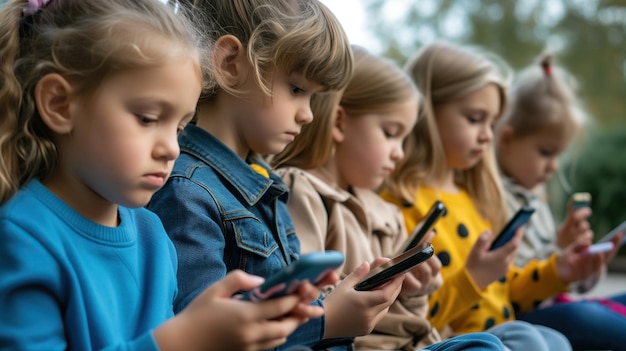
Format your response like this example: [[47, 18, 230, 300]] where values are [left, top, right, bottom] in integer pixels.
[[278, 168, 329, 254]]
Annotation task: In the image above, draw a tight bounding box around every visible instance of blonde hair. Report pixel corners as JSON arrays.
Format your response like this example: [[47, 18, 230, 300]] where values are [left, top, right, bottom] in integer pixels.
[[386, 41, 512, 230], [272, 45, 419, 170], [497, 54, 587, 139], [187, 0, 353, 100], [0, 0, 209, 205]]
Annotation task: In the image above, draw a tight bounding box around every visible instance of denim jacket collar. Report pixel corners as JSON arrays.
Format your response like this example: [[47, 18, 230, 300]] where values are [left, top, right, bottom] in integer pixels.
[[178, 124, 287, 206]]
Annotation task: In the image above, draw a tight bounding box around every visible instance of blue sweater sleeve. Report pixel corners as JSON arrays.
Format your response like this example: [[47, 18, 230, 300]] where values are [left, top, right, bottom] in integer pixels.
[[0, 221, 68, 350]]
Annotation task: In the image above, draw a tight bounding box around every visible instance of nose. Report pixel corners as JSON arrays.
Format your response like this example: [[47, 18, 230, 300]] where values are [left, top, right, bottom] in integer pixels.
[[390, 141, 404, 162], [547, 158, 559, 173], [296, 102, 314, 125], [154, 129, 181, 161], [479, 124, 494, 143]]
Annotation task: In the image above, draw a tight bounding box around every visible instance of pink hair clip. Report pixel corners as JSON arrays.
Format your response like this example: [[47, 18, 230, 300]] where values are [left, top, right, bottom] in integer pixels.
[[22, 0, 52, 17]]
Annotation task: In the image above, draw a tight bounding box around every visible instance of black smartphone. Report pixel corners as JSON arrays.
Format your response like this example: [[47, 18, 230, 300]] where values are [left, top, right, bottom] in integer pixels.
[[355, 242, 434, 291], [240, 251, 344, 301], [489, 206, 535, 251], [398, 201, 446, 253]]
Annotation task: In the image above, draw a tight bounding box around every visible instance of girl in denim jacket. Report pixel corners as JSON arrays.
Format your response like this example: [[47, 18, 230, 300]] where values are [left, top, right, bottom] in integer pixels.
[[147, 1, 404, 349]]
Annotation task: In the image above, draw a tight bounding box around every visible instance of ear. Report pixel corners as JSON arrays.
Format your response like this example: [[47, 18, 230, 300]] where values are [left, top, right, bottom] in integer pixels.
[[332, 105, 346, 143], [496, 125, 514, 149], [35, 73, 74, 134], [212, 34, 247, 88]]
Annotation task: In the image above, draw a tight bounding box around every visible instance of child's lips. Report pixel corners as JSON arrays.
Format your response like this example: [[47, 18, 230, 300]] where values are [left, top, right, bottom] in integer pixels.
[[285, 131, 299, 141], [471, 148, 484, 156], [144, 172, 168, 187]]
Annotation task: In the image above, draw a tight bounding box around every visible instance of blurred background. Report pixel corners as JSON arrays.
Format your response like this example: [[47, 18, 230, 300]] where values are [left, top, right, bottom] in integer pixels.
[[322, 0, 626, 259]]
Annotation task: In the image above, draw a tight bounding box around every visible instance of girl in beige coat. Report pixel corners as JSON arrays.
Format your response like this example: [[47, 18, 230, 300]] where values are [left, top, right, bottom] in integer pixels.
[[272, 46, 506, 351]]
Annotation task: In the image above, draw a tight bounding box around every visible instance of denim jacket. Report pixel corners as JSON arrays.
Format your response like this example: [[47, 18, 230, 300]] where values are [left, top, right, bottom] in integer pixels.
[[147, 124, 328, 349]]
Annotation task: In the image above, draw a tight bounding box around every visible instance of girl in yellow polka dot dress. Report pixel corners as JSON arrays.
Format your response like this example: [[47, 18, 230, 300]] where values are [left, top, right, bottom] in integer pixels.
[[381, 41, 606, 351]]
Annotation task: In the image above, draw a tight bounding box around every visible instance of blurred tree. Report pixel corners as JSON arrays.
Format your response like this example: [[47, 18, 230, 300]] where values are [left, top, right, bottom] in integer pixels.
[[362, 0, 626, 126], [554, 126, 626, 246]]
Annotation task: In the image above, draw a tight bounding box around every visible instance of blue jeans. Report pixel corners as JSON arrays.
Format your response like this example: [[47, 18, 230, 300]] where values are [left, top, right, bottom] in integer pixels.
[[422, 333, 505, 351], [487, 320, 571, 351], [518, 292, 626, 351]]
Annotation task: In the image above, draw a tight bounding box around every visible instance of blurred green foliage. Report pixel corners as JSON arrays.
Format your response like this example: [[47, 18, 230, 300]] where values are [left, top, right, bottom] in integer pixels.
[[553, 126, 626, 243], [363, 0, 626, 127]]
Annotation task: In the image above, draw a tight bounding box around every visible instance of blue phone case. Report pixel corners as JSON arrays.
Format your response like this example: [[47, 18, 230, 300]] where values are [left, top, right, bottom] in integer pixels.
[[240, 251, 344, 301], [489, 206, 535, 251]]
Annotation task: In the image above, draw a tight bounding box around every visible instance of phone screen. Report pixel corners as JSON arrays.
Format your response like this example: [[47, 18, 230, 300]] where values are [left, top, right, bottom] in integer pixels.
[[355, 242, 434, 291], [489, 206, 535, 251]]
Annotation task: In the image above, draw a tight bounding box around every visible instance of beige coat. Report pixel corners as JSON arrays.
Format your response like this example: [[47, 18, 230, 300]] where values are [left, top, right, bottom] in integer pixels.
[[277, 166, 441, 350]]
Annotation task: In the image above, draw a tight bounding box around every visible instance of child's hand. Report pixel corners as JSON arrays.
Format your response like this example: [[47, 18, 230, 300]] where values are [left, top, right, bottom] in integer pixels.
[[155, 270, 320, 351], [557, 206, 593, 249], [466, 228, 522, 289], [289, 270, 339, 319], [322, 259, 404, 339], [556, 238, 607, 283], [606, 232, 625, 263], [401, 255, 443, 297]]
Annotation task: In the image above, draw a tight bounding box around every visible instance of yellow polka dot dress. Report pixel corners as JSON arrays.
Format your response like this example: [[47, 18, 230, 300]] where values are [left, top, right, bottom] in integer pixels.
[[381, 186, 569, 334]]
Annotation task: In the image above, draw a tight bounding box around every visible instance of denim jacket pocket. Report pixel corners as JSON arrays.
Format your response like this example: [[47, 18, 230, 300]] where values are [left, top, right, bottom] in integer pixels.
[[231, 215, 279, 259]]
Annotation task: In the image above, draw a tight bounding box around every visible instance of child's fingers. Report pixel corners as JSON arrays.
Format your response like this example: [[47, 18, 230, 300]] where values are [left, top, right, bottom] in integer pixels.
[[427, 255, 442, 273], [211, 270, 265, 297], [315, 270, 339, 287], [289, 301, 325, 319], [249, 294, 307, 320], [500, 227, 523, 255], [370, 257, 391, 269], [339, 261, 372, 288], [372, 274, 404, 302], [607, 232, 624, 261], [296, 281, 322, 303], [401, 270, 424, 295], [250, 316, 309, 350], [473, 230, 493, 253], [422, 230, 436, 245], [572, 207, 592, 221], [570, 237, 592, 254]]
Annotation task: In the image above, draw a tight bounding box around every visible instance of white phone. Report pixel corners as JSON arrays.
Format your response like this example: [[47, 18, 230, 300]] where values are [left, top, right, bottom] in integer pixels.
[[587, 241, 614, 254], [597, 220, 626, 246]]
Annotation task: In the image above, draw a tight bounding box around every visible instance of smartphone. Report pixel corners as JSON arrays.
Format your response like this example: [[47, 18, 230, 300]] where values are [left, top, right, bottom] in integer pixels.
[[570, 192, 591, 210], [355, 242, 434, 291], [489, 206, 535, 251], [240, 251, 344, 301], [597, 220, 626, 246], [398, 201, 446, 253], [587, 241, 614, 254]]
